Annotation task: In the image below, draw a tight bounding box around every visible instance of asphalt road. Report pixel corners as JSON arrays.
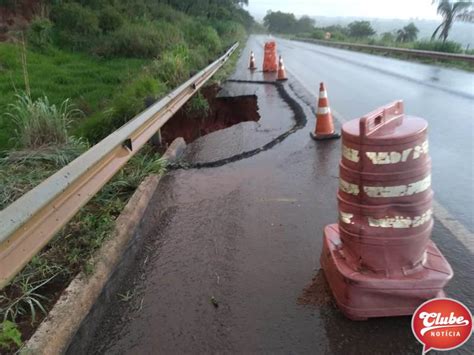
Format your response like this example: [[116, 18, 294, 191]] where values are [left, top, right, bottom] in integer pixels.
[[70, 35, 474, 354], [261, 36, 474, 231]]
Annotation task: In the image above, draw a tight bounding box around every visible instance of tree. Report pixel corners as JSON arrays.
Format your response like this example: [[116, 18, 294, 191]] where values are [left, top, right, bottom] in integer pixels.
[[381, 31, 395, 43], [396, 22, 419, 42], [294, 15, 315, 33], [263, 10, 297, 33], [347, 21, 375, 38], [432, 0, 472, 42]]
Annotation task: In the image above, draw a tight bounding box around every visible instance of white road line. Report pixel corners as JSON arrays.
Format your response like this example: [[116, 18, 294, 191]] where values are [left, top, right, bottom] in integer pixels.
[[432, 200, 474, 253], [286, 67, 474, 253]]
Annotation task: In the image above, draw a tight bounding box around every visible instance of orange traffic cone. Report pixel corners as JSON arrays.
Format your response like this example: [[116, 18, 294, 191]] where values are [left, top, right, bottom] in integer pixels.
[[249, 51, 256, 70], [310, 82, 341, 140], [263, 41, 278, 72], [277, 56, 287, 81]]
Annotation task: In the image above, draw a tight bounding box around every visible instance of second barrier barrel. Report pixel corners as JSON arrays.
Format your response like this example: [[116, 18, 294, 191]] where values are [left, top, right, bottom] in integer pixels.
[[263, 41, 278, 72], [338, 101, 433, 277]]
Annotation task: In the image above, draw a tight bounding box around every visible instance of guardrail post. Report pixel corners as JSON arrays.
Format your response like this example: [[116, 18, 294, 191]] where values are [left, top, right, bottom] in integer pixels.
[[151, 129, 163, 147]]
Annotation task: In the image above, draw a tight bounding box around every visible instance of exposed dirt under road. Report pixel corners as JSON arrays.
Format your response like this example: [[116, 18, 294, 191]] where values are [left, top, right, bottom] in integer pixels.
[[161, 84, 260, 145]]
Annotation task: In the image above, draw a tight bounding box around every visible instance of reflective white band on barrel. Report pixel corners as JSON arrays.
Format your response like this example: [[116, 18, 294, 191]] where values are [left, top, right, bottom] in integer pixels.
[[339, 179, 359, 195], [342, 145, 360, 163], [342, 141, 429, 165], [363, 175, 431, 198], [339, 209, 433, 228], [317, 106, 330, 115], [339, 175, 431, 197], [339, 212, 354, 224], [368, 208, 432, 228]]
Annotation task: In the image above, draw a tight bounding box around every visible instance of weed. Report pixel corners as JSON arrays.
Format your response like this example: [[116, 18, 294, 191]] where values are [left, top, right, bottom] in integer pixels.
[[118, 290, 135, 302], [185, 92, 209, 117], [5, 93, 83, 149], [414, 40, 463, 53], [150, 45, 190, 87], [0, 320, 22, 351], [0, 275, 55, 323], [27, 17, 53, 49]]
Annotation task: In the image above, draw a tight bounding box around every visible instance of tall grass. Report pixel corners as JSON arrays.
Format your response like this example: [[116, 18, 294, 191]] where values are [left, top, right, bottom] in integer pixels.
[[6, 93, 82, 149]]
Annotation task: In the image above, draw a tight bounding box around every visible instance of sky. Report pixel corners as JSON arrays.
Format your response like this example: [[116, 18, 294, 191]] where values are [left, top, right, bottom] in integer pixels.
[[245, 0, 441, 20]]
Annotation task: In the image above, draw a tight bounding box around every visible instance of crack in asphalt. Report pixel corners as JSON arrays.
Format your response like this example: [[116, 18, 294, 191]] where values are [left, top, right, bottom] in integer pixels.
[[168, 79, 308, 170]]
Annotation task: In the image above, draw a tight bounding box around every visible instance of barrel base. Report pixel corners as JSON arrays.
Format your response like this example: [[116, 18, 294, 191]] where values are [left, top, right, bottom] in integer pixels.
[[310, 132, 341, 141], [320, 224, 453, 320]]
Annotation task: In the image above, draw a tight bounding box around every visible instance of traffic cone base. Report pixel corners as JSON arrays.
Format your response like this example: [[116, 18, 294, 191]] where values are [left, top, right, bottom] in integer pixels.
[[310, 131, 341, 140]]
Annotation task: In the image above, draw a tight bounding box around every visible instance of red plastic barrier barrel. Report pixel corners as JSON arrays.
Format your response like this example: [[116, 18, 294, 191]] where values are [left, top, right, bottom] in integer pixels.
[[338, 101, 432, 276], [320, 101, 453, 320], [263, 41, 277, 72]]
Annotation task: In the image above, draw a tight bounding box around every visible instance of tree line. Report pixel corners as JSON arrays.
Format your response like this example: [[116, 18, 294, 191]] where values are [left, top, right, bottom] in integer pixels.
[[263, 1, 473, 44]]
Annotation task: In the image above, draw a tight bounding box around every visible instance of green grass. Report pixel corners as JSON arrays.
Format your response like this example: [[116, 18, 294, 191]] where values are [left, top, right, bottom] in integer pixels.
[[0, 2, 248, 349], [294, 35, 474, 72], [0, 43, 146, 150], [0, 145, 166, 349]]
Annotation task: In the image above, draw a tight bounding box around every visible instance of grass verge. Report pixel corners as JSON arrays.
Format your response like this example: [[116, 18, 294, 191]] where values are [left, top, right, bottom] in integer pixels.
[[0, 143, 166, 352], [292, 36, 474, 72]]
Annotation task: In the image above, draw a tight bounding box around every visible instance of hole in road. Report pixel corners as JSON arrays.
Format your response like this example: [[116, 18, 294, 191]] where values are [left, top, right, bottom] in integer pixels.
[[160, 84, 260, 145]]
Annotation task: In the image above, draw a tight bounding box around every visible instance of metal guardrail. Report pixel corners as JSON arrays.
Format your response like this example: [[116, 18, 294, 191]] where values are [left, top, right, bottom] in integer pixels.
[[0, 42, 239, 289], [295, 37, 474, 63]]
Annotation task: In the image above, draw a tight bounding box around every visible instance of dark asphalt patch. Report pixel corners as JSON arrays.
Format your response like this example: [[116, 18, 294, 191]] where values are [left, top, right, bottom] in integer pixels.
[[168, 80, 307, 170]]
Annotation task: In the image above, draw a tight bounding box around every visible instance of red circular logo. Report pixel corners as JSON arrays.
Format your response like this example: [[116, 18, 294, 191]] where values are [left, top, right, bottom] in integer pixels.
[[412, 298, 473, 354]]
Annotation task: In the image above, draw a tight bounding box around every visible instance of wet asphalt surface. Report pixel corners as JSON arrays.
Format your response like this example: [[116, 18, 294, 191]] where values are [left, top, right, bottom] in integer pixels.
[[71, 36, 473, 354]]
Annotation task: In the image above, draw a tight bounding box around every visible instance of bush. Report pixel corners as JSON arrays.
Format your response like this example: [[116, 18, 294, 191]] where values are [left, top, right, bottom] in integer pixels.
[[99, 21, 182, 58], [79, 73, 166, 142], [187, 45, 210, 70], [5, 93, 82, 148], [51, 3, 100, 36], [185, 92, 209, 117], [51, 3, 100, 50], [210, 20, 246, 47], [108, 75, 167, 127], [311, 29, 325, 40], [183, 22, 222, 56], [98, 6, 124, 33], [27, 17, 53, 49], [149, 45, 190, 87], [414, 40, 463, 54], [146, 3, 187, 23], [330, 31, 348, 42]]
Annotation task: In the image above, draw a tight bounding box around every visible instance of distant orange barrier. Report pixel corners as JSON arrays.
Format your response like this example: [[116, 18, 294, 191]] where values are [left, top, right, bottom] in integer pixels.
[[263, 41, 277, 72]]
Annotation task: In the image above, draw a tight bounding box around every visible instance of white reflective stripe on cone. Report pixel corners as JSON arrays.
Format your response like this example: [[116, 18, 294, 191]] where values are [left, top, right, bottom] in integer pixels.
[[319, 90, 328, 98], [317, 106, 330, 115]]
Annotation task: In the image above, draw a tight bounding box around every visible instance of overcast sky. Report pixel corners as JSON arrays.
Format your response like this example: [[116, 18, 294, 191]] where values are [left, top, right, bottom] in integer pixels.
[[245, 0, 440, 20]]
